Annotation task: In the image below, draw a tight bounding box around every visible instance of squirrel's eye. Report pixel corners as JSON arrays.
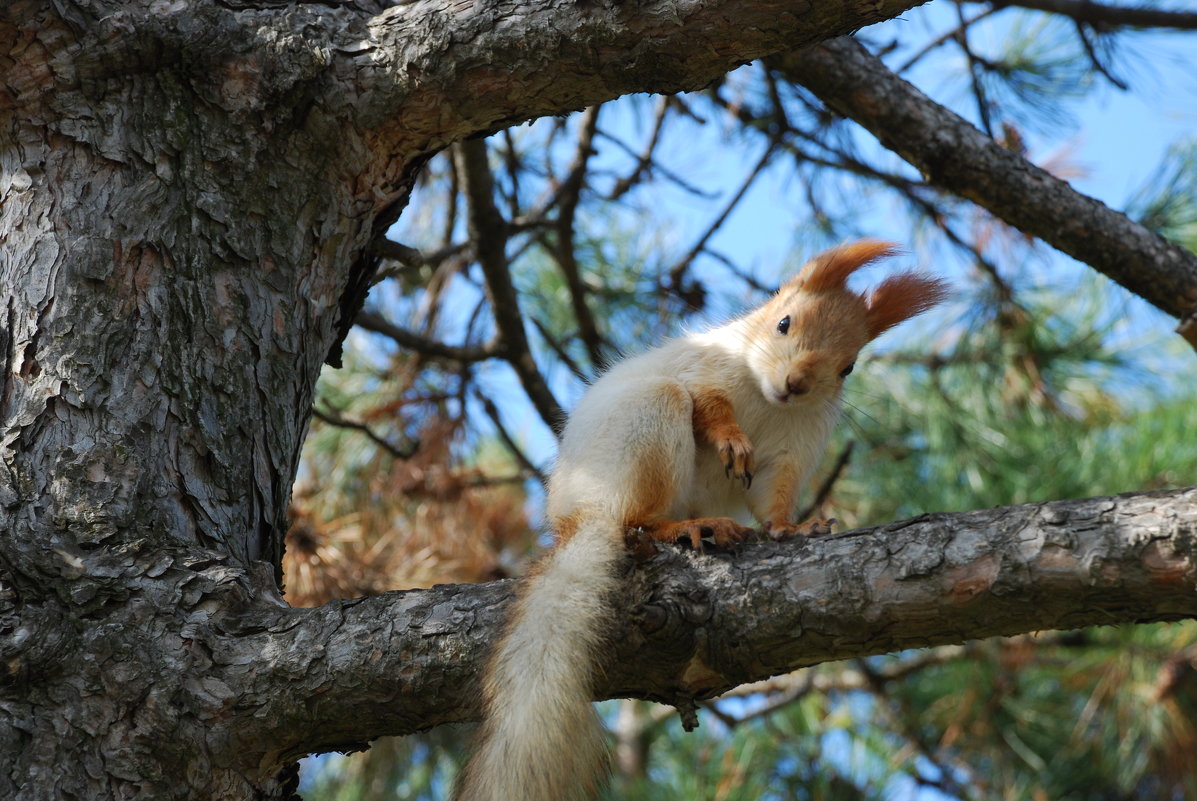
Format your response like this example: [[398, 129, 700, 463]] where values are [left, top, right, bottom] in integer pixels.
[[776, 315, 791, 335], [839, 362, 855, 378]]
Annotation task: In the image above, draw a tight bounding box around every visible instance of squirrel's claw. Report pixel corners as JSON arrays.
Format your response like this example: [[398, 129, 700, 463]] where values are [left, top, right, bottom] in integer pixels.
[[716, 427, 756, 491]]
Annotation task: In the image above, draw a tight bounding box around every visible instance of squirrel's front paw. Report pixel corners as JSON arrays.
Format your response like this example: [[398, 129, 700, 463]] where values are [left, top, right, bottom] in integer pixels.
[[716, 428, 755, 489], [765, 517, 837, 540]]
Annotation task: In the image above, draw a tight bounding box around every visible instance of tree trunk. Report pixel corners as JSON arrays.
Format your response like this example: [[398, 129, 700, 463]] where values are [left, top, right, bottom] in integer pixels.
[[1, 1, 934, 798], [1, 3, 416, 796]]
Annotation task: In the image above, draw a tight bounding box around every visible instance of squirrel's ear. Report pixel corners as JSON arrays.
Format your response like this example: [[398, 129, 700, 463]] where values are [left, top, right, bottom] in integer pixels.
[[786, 239, 900, 293], [865, 272, 948, 341]]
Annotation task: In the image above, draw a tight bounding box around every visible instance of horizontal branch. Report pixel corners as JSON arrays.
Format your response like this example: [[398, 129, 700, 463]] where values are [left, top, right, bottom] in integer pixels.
[[774, 37, 1197, 329], [355, 310, 500, 362], [237, 485, 1197, 764], [355, 0, 928, 154]]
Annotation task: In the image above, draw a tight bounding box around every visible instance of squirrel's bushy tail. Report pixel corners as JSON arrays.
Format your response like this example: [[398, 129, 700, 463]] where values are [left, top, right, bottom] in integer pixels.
[[453, 518, 625, 801]]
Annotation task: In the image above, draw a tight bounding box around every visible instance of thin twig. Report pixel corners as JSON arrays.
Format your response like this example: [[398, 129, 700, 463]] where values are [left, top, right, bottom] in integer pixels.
[[553, 106, 608, 369], [896, 5, 1002, 73], [594, 128, 717, 199], [608, 96, 672, 201], [798, 440, 854, 520], [668, 140, 777, 298], [530, 315, 591, 382], [477, 392, 547, 484], [1073, 19, 1129, 90], [954, 1, 995, 137], [457, 138, 566, 434], [355, 310, 500, 363], [311, 405, 417, 460]]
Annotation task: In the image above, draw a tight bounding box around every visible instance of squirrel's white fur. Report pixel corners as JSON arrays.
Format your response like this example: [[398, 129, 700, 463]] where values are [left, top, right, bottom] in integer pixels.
[[453, 241, 947, 801]]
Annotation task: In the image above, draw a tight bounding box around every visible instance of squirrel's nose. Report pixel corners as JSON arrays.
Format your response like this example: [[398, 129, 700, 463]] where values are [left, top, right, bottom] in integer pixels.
[[785, 374, 810, 396]]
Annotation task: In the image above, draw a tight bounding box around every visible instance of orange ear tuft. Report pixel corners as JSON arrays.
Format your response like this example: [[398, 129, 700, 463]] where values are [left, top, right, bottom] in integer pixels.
[[865, 272, 949, 341], [790, 239, 901, 293]]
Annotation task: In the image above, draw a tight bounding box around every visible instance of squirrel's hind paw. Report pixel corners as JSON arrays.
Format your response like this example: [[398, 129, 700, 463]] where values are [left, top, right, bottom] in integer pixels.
[[649, 517, 755, 550], [766, 517, 837, 541]]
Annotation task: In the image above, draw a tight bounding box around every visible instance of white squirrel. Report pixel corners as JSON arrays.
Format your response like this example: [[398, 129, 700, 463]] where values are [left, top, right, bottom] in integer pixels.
[[453, 240, 947, 801]]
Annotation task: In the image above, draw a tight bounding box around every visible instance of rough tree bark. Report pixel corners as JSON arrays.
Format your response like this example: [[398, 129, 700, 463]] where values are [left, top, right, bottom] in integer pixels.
[[0, 2, 1193, 800]]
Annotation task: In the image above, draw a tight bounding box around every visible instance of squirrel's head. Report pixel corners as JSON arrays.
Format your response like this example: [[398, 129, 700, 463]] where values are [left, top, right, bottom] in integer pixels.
[[745, 240, 947, 407]]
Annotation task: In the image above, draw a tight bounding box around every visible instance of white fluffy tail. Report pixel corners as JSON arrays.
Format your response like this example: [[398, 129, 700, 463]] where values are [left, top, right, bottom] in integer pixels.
[[453, 518, 626, 801]]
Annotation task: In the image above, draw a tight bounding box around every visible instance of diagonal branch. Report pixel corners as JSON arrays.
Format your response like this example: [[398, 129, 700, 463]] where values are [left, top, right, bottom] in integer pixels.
[[457, 138, 566, 434], [774, 37, 1197, 336], [551, 106, 608, 370], [668, 141, 777, 296]]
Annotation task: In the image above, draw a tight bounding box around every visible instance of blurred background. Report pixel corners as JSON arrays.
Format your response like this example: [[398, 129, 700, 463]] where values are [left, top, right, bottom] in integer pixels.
[[288, 3, 1197, 798]]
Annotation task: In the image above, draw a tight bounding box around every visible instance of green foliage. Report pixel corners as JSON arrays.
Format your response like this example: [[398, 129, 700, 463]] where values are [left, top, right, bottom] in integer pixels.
[[1131, 139, 1197, 250], [978, 15, 1097, 132], [883, 624, 1197, 801], [602, 695, 891, 801]]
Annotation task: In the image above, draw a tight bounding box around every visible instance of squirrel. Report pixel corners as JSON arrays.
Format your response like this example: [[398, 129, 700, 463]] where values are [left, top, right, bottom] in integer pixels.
[[452, 240, 947, 801]]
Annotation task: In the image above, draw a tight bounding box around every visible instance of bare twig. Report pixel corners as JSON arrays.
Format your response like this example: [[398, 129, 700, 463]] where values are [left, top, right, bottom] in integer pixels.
[[798, 440, 855, 520], [500, 128, 523, 220], [530, 315, 591, 381], [442, 152, 459, 250], [476, 392, 547, 484], [609, 96, 672, 201], [896, 5, 1002, 73], [552, 106, 608, 369], [704, 644, 977, 733], [595, 128, 717, 199], [668, 140, 777, 298], [1073, 19, 1129, 90], [954, 1, 995, 137], [854, 657, 974, 798], [311, 405, 417, 460], [355, 310, 500, 363], [702, 249, 774, 295], [371, 237, 424, 268]]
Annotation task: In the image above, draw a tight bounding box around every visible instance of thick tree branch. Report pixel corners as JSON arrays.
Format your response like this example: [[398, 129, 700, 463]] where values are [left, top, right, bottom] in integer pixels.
[[775, 37, 1197, 332], [355, 0, 930, 155], [243, 486, 1197, 759]]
